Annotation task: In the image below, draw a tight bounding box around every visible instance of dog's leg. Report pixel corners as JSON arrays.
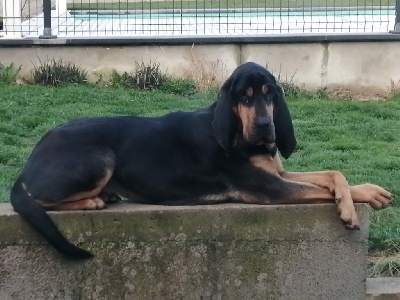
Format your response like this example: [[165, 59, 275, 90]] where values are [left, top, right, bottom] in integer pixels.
[[47, 197, 106, 210], [262, 155, 393, 227], [278, 172, 392, 208], [280, 171, 360, 228], [21, 147, 116, 211], [35, 168, 114, 211], [272, 156, 392, 209], [272, 155, 393, 207], [238, 176, 361, 229], [248, 155, 365, 229]]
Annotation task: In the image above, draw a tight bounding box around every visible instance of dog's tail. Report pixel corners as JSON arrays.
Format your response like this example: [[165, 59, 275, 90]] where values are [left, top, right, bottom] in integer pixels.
[[10, 178, 93, 259]]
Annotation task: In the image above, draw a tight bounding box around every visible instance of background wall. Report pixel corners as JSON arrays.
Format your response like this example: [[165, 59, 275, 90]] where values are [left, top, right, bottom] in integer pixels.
[[0, 41, 398, 97]]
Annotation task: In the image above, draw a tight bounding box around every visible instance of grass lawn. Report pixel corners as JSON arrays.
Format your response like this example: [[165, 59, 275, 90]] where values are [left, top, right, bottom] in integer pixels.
[[0, 83, 399, 274], [69, 0, 392, 11]]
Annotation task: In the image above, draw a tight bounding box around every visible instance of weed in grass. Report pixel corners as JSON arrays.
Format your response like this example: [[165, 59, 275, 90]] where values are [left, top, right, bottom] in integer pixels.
[[314, 87, 331, 99], [369, 209, 400, 252], [274, 69, 303, 98], [160, 78, 198, 96], [133, 61, 166, 90], [32, 58, 88, 87], [368, 242, 400, 277], [110, 61, 166, 90], [110, 70, 135, 88], [181, 47, 227, 91], [0, 62, 21, 84], [272, 67, 329, 100], [368, 255, 400, 277], [270, 64, 334, 100]]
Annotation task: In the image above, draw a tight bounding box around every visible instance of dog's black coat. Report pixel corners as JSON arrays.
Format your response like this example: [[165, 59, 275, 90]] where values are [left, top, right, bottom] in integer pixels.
[[10, 62, 297, 258]]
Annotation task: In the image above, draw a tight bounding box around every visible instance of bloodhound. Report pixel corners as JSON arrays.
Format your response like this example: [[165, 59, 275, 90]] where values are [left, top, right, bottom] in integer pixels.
[[10, 62, 393, 258]]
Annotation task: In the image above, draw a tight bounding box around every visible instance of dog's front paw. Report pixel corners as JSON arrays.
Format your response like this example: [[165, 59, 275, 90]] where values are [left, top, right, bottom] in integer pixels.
[[336, 198, 360, 230], [350, 184, 393, 209]]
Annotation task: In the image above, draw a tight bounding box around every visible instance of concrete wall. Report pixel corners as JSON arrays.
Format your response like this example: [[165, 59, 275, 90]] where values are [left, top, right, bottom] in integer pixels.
[[0, 202, 369, 300], [1, 41, 400, 96]]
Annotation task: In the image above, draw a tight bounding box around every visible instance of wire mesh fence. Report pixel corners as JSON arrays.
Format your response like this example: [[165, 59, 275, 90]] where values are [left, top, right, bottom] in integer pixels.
[[0, 0, 396, 38]]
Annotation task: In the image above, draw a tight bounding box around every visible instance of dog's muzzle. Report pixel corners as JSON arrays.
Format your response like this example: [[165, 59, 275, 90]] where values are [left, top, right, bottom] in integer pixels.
[[250, 116, 275, 145]]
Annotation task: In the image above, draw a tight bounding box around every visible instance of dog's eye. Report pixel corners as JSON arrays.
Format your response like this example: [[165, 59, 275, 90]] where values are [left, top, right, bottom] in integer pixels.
[[264, 93, 273, 103], [241, 97, 250, 105]]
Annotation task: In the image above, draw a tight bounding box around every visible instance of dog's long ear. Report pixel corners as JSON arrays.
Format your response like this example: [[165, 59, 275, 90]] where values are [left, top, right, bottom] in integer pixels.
[[212, 77, 237, 152], [274, 85, 297, 159]]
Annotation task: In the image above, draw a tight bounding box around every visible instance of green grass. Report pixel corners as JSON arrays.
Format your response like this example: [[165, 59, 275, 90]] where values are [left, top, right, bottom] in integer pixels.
[[69, 0, 392, 11], [0, 83, 399, 265]]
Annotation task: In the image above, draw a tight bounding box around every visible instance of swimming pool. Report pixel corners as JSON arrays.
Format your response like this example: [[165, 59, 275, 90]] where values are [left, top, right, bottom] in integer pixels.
[[18, 7, 394, 37], [73, 9, 395, 21]]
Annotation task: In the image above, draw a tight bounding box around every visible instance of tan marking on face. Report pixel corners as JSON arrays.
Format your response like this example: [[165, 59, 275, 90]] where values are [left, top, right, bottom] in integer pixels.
[[237, 104, 256, 140], [246, 87, 253, 97], [232, 106, 239, 117], [250, 155, 279, 175], [262, 85, 268, 94], [266, 103, 274, 121], [265, 102, 275, 148]]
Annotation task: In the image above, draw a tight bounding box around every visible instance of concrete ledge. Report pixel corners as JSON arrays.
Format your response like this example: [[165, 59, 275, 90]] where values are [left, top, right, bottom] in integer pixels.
[[1, 33, 400, 47], [367, 278, 400, 300], [0, 203, 368, 299]]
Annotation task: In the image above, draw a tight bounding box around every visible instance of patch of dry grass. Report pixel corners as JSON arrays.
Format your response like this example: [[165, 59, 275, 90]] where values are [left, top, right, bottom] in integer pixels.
[[369, 249, 400, 278], [180, 45, 227, 91]]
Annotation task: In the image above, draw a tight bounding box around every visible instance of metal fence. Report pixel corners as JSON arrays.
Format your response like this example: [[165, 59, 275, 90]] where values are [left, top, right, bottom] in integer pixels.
[[0, 0, 397, 38]]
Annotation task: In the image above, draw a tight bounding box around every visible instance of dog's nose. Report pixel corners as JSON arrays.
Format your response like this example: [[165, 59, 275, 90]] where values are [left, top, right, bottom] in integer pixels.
[[255, 116, 271, 128]]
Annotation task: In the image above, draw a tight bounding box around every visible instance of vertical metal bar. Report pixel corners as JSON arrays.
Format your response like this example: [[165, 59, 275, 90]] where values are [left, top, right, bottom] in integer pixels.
[[56, 0, 67, 36], [396, 0, 400, 28], [390, 0, 400, 33], [40, 0, 57, 38], [3, 0, 22, 38]]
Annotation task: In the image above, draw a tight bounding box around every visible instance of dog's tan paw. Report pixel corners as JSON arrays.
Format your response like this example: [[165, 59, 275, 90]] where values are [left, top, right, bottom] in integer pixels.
[[351, 184, 393, 209], [337, 199, 360, 230], [84, 197, 107, 210]]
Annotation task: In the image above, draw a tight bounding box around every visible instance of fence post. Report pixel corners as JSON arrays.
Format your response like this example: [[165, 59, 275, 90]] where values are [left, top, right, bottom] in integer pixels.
[[3, 0, 22, 38], [391, 0, 400, 33], [39, 0, 57, 38]]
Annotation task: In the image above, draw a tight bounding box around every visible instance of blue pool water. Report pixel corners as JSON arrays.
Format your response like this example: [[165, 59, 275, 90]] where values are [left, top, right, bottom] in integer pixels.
[[73, 9, 394, 21]]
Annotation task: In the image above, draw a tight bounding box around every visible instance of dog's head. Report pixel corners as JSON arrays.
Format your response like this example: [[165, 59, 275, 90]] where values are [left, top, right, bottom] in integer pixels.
[[212, 62, 296, 159]]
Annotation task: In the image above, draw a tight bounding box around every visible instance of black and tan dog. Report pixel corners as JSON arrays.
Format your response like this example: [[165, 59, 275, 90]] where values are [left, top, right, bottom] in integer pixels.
[[10, 62, 393, 258]]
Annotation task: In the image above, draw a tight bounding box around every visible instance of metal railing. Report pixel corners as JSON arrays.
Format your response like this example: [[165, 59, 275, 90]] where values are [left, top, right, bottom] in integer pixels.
[[0, 0, 397, 38]]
